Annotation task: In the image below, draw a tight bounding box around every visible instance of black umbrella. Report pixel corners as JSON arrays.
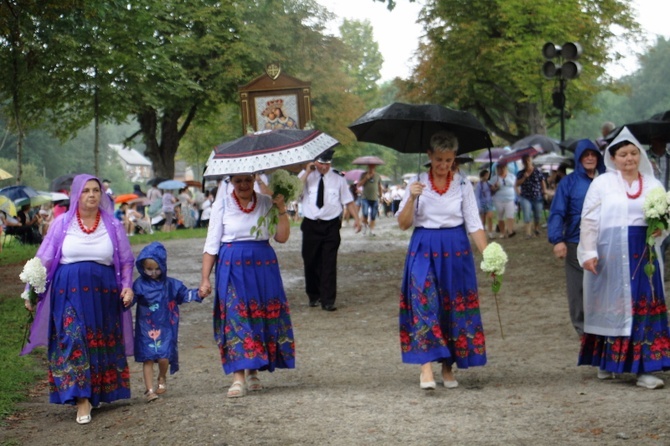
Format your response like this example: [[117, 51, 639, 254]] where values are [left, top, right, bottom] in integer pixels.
[[147, 177, 169, 187], [608, 112, 670, 145], [348, 103, 492, 154], [511, 134, 561, 153], [50, 173, 81, 192], [558, 138, 579, 153], [0, 185, 49, 206]]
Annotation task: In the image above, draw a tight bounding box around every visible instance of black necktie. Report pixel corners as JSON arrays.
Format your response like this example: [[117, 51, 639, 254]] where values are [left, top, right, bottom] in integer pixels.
[[316, 174, 324, 208]]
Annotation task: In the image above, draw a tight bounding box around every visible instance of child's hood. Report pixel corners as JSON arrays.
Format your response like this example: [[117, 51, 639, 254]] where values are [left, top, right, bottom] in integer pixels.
[[136, 241, 168, 281]]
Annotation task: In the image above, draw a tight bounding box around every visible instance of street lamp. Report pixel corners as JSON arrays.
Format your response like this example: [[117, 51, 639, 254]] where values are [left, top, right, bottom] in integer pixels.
[[542, 42, 582, 145]]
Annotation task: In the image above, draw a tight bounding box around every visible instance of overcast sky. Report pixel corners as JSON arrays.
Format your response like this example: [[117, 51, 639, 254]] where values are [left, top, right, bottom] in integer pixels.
[[316, 0, 670, 82]]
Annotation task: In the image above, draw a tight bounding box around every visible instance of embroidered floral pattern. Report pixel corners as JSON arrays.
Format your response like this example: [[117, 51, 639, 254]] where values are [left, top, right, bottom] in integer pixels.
[[400, 271, 486, 367], [48, 263, 129, 405], [215, 284, 294, 371], [214, 242, 295, 374], [579, 232, 670, 372]]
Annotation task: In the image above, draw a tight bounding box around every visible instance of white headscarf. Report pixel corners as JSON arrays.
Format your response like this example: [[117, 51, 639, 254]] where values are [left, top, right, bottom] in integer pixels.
[[603, 126, 654, 177]]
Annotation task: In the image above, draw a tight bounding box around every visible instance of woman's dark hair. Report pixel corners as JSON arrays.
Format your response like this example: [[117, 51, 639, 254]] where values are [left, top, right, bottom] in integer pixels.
[[479, 169, 489, 178], [608, 140, 636, 157]]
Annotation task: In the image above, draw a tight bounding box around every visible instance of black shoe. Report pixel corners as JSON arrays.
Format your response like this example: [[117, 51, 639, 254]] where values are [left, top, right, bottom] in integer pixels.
[[321, 305, 337, 312], [309, 301, 319, 307], [508, 231, 516, 238]]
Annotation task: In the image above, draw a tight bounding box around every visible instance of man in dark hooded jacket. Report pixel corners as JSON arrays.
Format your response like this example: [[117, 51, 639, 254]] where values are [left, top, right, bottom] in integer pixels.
[[548, 139, 605, 335]]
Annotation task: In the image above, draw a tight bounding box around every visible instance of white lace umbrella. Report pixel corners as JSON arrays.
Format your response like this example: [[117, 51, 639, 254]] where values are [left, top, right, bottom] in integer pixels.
[[204, 129, 339, 177]]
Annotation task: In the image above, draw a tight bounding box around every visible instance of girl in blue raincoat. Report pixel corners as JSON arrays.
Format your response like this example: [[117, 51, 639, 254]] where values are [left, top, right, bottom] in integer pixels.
[[132, 241, 201, 402]]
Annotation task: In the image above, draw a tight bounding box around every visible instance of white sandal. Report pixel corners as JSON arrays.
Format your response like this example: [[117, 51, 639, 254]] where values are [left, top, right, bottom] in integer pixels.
[[247, 374, 263, 391], [156, 376, 167, 394], [144, 389, 159, 402], [227, 381, 246, 398]]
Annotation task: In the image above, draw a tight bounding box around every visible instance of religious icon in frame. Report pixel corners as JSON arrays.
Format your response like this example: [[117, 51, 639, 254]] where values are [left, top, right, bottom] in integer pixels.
[[255, 95, 299, 131]]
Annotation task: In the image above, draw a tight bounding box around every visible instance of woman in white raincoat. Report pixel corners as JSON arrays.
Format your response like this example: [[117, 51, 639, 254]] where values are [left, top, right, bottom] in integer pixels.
[[578, 127, 670, 389]]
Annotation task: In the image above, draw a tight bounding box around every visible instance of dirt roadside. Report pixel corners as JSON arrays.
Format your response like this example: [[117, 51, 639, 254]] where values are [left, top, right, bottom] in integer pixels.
[[1, 216, 669, 446]]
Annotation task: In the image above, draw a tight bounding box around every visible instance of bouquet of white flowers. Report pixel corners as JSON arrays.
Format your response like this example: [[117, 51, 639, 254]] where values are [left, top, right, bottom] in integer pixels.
[[480, 242, 508, 338], [481, 242, 508, 292], [20, 257, 47, 306], [251, 170, 302, 239], [642, 187, 670, 280], [19, 257, 47, 349]]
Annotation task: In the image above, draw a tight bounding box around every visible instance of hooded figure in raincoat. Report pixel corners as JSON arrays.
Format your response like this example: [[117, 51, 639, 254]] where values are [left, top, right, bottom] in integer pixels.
[[132, 241, 201, 401], [548, 139, 605, 335], [577, 127, 670, 389]]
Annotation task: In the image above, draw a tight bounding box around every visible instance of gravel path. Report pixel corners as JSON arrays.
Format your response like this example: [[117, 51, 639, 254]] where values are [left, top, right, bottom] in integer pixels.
[[2, 216, 670, 445]]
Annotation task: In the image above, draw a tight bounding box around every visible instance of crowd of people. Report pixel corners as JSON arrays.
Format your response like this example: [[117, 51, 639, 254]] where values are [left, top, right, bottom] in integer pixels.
[[14, 121, 670, 427]]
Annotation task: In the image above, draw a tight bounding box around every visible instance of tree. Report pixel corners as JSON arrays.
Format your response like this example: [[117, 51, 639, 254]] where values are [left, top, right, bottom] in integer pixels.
[[177, 103, 242, 177], [626, 36, 670, 119], [0, 0, 76, 183], [567, 36, 670, 141], [179, 0, 373, 175], [339, 19, 383, 108], [398, 0, 639, 143]]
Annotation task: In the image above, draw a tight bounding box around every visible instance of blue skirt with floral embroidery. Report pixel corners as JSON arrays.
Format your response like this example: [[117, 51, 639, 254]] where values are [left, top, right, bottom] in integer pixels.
[[578, 226, 670, 373], [48, 262, 131, 405], [214, 241, 295, 374], [399, 226, 487, 367]]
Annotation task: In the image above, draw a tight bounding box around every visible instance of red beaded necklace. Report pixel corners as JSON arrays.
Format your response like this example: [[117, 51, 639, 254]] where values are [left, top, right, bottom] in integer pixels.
[[626, 173, 643, 199], [77, 209, 101, 234], [429, 169, 452, 195], [232, 191, 257, 213]]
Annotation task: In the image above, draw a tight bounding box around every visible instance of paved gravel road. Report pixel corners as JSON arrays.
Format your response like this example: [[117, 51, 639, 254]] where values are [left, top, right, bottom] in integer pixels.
[[2, 217, 670, 445]]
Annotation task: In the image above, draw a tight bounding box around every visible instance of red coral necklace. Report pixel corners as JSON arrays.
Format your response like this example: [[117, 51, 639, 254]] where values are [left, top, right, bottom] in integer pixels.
[[626, 173, 643, 199], [77, 209, 101, 234], [429, 169, 452, 195], [232, 191, 257, 213]]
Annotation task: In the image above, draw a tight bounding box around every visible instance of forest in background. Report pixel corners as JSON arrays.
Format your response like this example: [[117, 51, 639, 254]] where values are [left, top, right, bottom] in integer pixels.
[[1, 0, 668, 194]]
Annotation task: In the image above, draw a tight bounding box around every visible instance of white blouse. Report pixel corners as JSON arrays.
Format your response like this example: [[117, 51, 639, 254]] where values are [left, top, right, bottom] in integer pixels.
[[203, 192, 274, 255], [60, 219, 114, 266], [397, 172, 483, 233]]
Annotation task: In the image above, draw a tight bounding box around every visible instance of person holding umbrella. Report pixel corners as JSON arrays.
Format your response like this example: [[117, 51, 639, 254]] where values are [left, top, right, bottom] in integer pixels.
[[397, 131, 489, 389], [358, 163, 383, 236], [489, 162, 517, 238], [515, 154, 547, 239], [299, 149, 362, 311], [198, 173, 295, 398]]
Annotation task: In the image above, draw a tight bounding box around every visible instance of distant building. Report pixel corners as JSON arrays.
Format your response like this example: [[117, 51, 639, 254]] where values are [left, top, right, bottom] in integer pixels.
[[109, 144, 153, 182]]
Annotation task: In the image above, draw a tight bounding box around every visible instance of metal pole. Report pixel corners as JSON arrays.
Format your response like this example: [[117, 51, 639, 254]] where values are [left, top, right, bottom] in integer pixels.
[[560, 78, 566, 148]]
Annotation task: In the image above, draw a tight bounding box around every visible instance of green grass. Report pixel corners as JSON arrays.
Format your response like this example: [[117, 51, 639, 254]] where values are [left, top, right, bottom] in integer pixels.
[[0, 226, 208, 425], [0, 299, 45, 421], [0, 240, 38, 267]]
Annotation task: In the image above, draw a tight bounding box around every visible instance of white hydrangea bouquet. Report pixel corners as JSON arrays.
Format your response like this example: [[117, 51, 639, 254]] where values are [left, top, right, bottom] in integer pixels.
[[641, 187, 670, 285], [480, 242, 508, 338], [251, 169, 302, 239], [19, 257, 47, 348], [20, 257, 48, 307]]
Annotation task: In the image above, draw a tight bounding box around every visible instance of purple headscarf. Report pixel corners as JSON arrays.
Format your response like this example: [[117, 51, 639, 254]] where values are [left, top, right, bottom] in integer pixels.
[[21, 174, 135, 355]]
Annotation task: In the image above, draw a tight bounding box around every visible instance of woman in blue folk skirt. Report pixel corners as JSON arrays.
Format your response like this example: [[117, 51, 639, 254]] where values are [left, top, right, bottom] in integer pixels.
[[21, 174, 134, 424], [397, 132, 490, 390], [578, 127, 670, 389], [199, 174, 295, 398]]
